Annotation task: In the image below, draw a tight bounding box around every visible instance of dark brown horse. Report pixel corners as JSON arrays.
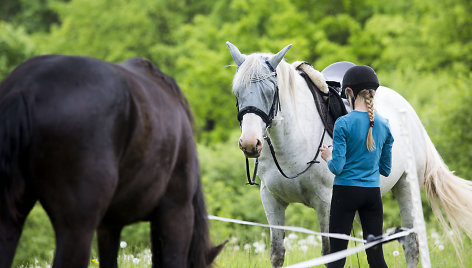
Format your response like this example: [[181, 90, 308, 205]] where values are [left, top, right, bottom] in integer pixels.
[[0, 55, 224, 267]]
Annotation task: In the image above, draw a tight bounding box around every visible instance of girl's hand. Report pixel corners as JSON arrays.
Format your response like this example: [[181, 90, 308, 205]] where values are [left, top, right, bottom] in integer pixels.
[[320, 145, 332, 162]]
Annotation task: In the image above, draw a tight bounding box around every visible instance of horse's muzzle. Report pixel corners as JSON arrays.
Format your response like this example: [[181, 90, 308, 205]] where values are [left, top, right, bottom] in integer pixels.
[[239, 138, 262, 158]]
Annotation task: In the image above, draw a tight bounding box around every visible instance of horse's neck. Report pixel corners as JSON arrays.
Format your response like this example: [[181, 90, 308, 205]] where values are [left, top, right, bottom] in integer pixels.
[[267, 72, 327, 158]]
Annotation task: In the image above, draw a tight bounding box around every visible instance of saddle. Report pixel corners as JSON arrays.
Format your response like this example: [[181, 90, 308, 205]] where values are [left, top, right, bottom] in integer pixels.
[[293, 61, 349, 137]]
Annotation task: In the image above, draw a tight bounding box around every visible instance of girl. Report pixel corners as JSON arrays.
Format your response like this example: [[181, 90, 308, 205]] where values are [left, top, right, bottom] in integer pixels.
[[320, 65, 394, 267]]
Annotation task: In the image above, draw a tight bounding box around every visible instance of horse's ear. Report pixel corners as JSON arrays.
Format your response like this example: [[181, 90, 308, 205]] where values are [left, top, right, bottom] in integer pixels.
[[269, 44, 292, 69], [226, 41, 246, 66], [207, 240, 227, 264]]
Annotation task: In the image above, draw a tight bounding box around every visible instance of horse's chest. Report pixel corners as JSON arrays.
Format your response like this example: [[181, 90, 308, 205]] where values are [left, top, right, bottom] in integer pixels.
[[259, 167, 313, 203]]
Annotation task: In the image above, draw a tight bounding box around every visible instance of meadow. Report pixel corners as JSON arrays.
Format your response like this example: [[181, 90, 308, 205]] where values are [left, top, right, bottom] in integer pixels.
[[15, 204, 471, 267]]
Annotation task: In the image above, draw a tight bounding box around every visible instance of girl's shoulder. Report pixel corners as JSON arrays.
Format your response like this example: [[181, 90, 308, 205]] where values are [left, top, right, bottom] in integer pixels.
[[374, 112, 390, 126]]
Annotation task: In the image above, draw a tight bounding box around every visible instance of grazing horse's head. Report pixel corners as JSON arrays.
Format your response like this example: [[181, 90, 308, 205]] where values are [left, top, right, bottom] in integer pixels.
[[227, 42, 292, 158]]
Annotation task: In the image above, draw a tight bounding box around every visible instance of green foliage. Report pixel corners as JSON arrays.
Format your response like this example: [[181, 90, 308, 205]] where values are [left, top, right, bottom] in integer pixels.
[[0, 22, 35, 80], [429, 74, 472, 179], [0, 0, 65, 33], [198, 131, 267, 240]]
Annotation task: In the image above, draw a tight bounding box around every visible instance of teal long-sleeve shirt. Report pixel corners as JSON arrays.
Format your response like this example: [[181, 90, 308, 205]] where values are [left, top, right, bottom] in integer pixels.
[[327, 111, 394, 187]]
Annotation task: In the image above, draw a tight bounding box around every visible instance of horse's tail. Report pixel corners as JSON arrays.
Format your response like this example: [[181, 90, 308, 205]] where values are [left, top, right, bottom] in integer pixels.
[[0, 93, 31, 221], [188, 174, 226, 267], [423, 130, 472, 253]]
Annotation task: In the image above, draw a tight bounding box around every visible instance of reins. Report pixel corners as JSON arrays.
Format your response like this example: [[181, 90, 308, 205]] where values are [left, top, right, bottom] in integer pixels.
[[264, 127, 327, 180], [244, 115, 328, 185], [238, 59, 329, 185]]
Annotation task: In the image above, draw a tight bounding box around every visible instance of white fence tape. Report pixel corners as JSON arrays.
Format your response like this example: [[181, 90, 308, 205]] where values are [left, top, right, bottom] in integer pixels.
[[208, 215, 366, 243], [285, 228, 415, 268], [208, 215, 416, 268]]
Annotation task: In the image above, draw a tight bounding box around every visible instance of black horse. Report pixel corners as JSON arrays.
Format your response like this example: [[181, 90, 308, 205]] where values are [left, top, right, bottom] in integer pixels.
[[0, 55, 224, 267]]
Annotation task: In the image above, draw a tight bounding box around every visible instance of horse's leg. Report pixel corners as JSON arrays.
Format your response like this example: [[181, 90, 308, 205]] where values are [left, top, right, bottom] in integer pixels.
[[313, 196, 331, 256], [392, 174, 419, 268], [261, 183, 288, 268], [0, 189, 36, 268], [50, 226, 96, 267], [97, 225, 123, 268], [150, 197, 194, 267], [38, 166, 116, 268]]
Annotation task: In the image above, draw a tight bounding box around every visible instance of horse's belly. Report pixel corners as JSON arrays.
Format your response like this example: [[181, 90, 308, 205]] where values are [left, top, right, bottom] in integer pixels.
[[103, 185, 165, 224]]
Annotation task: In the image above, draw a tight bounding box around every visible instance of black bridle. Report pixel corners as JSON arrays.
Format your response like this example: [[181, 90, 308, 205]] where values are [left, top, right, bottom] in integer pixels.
[[236, 58, 280, 127], [235, 60, 327, 185]]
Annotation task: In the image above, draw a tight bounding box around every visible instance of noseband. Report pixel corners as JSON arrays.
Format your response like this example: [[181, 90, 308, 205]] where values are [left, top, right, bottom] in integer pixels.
[[235, 59, 327, 185]]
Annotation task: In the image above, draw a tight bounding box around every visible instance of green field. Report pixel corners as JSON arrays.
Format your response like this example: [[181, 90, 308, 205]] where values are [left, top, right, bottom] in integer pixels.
[[14, 204, 471, 267], [17, 228, 471, 267]]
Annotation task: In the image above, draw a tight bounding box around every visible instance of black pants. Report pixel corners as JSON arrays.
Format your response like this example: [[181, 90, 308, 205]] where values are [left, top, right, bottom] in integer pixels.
[[327, 185, 387, 268]]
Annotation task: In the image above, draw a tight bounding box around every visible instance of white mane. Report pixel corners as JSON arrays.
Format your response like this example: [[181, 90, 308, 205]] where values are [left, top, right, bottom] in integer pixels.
[[275, 59, 297, 103], [232, 53, 298, 107], [232, 54, 268, 91]]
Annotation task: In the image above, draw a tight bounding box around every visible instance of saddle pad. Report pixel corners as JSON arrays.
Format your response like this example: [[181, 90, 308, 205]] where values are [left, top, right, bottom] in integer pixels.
[[296, 64, 348, 137]]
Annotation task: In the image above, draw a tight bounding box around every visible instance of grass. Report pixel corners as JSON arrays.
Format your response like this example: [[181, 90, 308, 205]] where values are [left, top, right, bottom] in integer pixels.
[[211, 229, 471, 268], [18, 228, 470, 267], [13, 204, 471, 267]]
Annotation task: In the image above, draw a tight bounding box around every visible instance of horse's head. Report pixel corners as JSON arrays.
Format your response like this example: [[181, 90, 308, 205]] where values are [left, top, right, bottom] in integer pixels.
[[227, 42, 292, 158]]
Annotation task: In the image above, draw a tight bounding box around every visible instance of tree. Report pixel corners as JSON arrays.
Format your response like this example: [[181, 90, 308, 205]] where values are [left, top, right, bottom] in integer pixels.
[[0, 22, 35, 80], [430, 75, 472, 179]]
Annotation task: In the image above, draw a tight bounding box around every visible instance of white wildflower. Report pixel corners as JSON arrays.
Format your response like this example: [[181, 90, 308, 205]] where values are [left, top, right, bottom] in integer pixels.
[[230, 236, 238, 244], [430, 231, 440, 240], [120, 241, 127, 249], [300, 245, 309, 253], [306, 235, 319, 246], [253, 241, 266, 253], [133, 258, 140, 264], [393, 250, 400, 257], [297, 239, 307, 247], [288, 233, 298, 240], [244, 244, 251, 250], [438, 245, 444, 251], [123, 254, 134, 262], [284, 237, 294, 251]]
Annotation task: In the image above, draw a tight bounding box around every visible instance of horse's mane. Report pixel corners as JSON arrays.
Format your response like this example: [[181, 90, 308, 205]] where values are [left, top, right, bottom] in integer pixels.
[[276, 59, 297, 103], [232, 53, 297, 104], [232, 54, 267, 90], [123, 58, 195, 129]]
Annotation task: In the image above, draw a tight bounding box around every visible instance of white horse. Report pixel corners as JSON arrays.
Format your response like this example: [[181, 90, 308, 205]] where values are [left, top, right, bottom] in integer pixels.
[[226, 41, 472, 268]]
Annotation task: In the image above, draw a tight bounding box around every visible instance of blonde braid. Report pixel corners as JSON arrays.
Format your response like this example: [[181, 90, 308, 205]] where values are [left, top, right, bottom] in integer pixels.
[[359, 89, 376, 151]]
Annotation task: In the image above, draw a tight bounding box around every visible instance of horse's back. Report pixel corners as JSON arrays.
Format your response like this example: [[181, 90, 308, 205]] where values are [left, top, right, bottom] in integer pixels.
[[0, 55, 197, 223]]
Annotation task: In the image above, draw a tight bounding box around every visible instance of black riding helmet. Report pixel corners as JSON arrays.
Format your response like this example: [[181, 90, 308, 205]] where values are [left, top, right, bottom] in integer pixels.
[[342, 65, 379, 97]]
